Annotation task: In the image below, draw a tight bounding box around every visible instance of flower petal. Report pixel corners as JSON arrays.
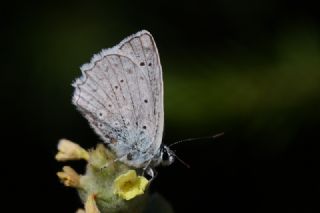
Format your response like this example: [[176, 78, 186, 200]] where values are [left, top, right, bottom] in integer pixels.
[[85, 194, 100, 213], [113, 170, 149, 200], [55, 139, 89, 161], [57, 166, 80, 187]]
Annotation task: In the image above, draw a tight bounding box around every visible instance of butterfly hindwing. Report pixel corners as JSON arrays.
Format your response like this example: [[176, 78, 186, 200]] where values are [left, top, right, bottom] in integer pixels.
[[72, 30, 164, 168]]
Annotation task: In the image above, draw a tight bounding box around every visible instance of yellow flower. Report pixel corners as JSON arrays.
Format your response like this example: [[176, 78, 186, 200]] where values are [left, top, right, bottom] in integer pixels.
[[55, 139, 89, 161], [76, 194, 100, 213], [84, 194, 101, 213], [113, 170, 149, 200], [57, 166, 80, 187]]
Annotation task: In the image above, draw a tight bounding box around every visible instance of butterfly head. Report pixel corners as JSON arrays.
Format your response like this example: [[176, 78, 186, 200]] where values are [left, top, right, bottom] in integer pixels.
[[160, 145, 175, 166]]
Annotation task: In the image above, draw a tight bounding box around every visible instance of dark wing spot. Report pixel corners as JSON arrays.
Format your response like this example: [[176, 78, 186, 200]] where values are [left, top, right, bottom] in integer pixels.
[[99, 112, 103, 117], [143, 125, 147, 129], [127, 153, 133, 160], [120, 79, 124, 83], [115, 85, 118, 89], [140, 62, 145, 66], [144, 99, 148, 103], [148, 63, 152, 66], [108, 104, 112, 107]]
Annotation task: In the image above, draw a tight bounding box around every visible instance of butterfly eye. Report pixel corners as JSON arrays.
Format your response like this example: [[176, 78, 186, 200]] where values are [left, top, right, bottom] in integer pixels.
[[162, 150, 169, 161]]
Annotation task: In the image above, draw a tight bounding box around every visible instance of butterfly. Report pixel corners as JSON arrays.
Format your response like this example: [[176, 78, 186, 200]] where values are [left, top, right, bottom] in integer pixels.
[[72, 30, 174, 177]]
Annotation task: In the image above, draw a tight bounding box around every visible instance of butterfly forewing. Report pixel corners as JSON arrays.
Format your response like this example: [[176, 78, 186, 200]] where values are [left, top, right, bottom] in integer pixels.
[[72, 30, 164, 168]]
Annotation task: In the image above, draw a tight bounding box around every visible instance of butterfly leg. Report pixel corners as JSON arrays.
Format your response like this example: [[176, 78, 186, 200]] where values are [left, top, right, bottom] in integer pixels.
[[142, 159, 158, 181], [144, 167, 158, 181]]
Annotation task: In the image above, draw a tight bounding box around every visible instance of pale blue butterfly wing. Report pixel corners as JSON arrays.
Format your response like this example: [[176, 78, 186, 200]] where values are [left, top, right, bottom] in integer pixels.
[[72, 30, 164, 168]]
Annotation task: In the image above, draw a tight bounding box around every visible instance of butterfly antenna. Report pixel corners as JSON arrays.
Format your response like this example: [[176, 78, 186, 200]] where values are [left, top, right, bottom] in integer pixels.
[[171, 152, 191, 168], [168, 132, 224, 148]]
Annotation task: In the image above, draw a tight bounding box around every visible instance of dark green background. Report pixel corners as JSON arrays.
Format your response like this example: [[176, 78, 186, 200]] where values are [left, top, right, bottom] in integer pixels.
[[3, 0, 320, 212]]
